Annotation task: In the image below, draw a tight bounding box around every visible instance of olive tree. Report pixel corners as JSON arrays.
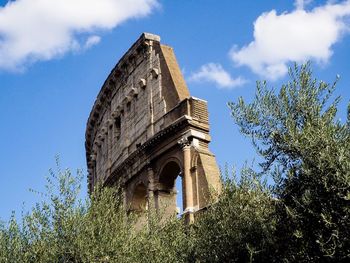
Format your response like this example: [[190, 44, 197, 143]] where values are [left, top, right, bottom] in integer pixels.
[[229, 63, 350, 261]]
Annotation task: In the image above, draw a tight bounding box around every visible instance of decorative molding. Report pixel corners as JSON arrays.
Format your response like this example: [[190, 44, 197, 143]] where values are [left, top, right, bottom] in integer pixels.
[[177, 136, 190, 148]]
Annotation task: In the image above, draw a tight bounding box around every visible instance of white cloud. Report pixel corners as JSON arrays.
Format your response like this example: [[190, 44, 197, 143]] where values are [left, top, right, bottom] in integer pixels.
[[0, 0, 158, 71], [294, 0, 313, 10], [189, 63, 247, 89], [84, 35, 101, 50], [230, 0, 350, 80]]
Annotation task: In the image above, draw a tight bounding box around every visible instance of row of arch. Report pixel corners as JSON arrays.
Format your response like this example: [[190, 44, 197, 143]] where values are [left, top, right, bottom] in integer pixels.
[[129, 160, 184, 216]]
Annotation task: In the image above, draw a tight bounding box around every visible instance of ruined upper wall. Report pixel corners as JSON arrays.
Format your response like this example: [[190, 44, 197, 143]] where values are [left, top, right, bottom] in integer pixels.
[[85, 33, 191, 187]]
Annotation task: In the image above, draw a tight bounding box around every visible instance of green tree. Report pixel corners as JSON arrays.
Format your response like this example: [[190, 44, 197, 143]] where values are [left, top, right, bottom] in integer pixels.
[[229, 63, 350, 261], [2, 63, 349, 262], [0, 158, 192, 263], [193, 166, 276, 263]]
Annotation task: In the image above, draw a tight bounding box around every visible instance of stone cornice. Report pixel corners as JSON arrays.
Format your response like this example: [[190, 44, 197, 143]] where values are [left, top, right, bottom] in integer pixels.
[[104, 114, 190, 186]]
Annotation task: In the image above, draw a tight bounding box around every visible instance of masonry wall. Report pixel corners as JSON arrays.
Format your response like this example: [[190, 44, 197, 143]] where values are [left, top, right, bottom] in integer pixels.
[[86, 33, 221, 223], [86, 33, 190, 187]]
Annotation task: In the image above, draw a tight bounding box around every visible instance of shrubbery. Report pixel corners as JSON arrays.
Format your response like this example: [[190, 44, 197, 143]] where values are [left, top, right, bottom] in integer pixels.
[[0, 64, 349, 262], [192, 167, 276, 262], [0, 159, 192, 263]]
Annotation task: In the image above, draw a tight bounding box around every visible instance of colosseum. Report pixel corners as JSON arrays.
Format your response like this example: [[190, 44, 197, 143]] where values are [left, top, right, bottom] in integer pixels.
[[85, 33, 221, 223]]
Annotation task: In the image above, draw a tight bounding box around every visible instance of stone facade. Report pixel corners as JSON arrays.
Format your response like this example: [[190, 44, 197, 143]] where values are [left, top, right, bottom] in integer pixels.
[[85, 33, 221, 223]]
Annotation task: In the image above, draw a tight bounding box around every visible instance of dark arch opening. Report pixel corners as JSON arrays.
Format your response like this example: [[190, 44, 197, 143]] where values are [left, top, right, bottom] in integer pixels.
[[158, 161, 183, 216], [130, 183, 148, 213]]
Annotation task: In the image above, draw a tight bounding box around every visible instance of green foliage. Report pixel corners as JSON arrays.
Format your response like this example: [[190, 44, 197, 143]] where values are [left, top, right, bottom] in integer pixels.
[[192, 166, 276, 263], [0, 158, 192, 263], [229, 63, 350, 261], [76, 186, 192, 263], [1, 63, 348, 262]]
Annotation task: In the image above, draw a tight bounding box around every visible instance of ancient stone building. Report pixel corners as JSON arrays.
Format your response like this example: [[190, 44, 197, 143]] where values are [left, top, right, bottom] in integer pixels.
[[85, 33, 221, 223]]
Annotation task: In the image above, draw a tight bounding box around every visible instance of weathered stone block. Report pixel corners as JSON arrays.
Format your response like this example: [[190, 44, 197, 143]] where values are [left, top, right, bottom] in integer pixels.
[[85, 33, 221, 223]]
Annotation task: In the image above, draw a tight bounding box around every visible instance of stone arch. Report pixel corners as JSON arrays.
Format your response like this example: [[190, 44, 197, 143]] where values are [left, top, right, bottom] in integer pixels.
[[157, 157, 182, 190], [156, 158, 183, 216], [190, 150, 199, 209], [130, 183, 148, 213], [85, 33, 222, 224], [191, 150, 199, 170]]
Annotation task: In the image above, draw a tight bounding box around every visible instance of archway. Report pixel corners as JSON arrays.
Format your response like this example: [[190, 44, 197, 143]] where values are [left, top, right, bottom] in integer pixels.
[[157, 161, 183, 217], [130, 183, 148, 213]]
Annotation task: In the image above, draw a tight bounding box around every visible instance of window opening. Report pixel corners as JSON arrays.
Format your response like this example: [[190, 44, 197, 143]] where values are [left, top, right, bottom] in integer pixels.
[[115, 116, 121, 140]]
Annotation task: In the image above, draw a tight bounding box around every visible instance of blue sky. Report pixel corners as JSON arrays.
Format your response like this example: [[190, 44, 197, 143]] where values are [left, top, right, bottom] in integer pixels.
[[0, 0, 349, 220]]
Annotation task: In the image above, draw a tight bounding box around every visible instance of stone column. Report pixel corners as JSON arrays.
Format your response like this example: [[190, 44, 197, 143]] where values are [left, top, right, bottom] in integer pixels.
[[147, 165, 155, 211], [178, 137, 194, 223]]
